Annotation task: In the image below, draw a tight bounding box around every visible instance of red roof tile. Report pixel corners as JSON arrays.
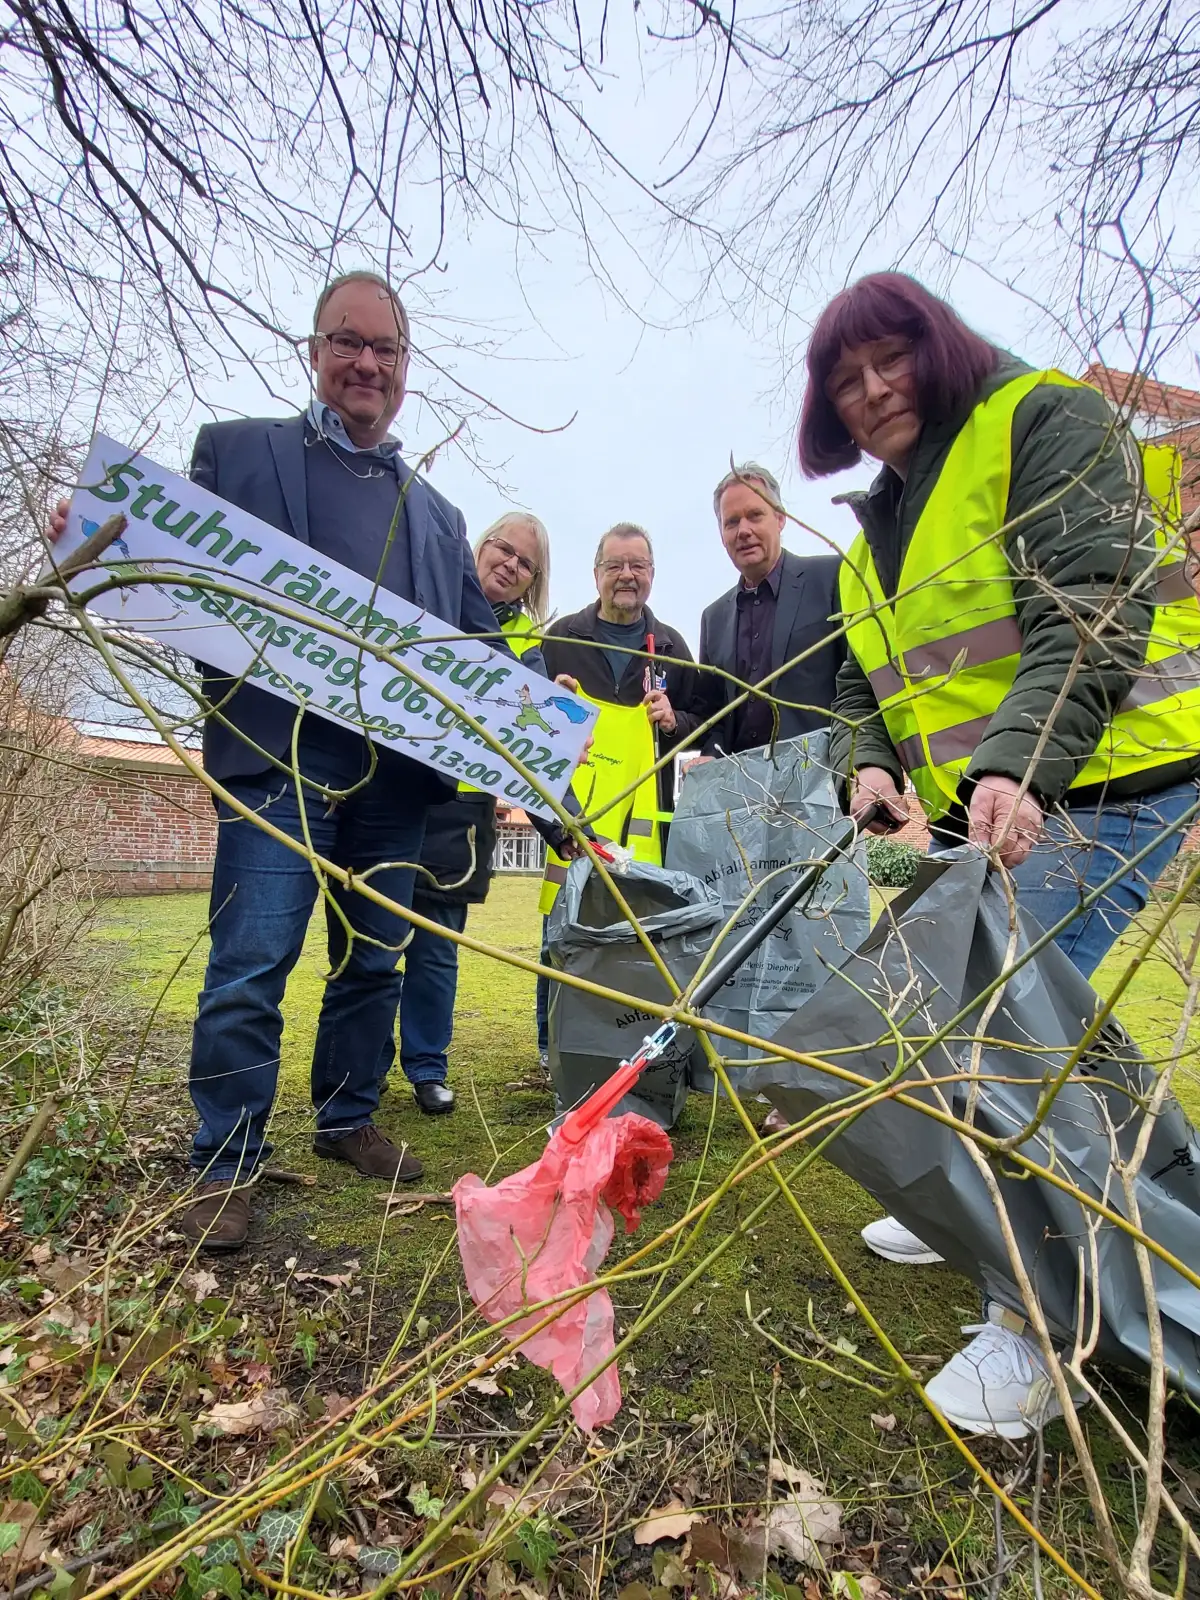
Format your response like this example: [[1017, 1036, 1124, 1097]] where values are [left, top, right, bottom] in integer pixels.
[[1083, 364, 1200, 423]]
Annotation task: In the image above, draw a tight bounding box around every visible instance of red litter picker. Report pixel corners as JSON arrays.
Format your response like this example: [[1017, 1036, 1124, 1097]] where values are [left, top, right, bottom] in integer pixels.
[[453, 815, 868, 1429]]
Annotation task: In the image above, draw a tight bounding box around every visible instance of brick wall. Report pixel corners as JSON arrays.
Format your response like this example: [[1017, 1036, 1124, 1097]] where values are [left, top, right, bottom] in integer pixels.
[[78, 755, 217, 895]]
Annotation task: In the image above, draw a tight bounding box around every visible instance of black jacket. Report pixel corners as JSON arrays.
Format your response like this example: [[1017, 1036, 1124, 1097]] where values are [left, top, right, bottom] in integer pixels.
[[540, 602, 704, 817], [696, 549, 845, 755], [414, 790, 499, 906], [826, 355, 1200, 808], [414, 629, 576, 905]]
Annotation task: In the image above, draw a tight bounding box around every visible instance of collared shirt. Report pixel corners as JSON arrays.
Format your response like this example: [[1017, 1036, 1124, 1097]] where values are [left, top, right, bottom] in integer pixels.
[[733, 554, 784, 751], [306, 399, 400, 459]]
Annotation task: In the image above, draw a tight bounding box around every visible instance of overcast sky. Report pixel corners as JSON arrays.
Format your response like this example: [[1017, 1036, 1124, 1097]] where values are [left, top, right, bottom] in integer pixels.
[[149, 3, 1198, 653], [201, 242, 1058, 652]]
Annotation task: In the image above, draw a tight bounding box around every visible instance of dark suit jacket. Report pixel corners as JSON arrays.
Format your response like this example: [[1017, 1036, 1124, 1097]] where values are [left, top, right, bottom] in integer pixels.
[[696, 550, 845, 756], [189, 414, 502, 785]]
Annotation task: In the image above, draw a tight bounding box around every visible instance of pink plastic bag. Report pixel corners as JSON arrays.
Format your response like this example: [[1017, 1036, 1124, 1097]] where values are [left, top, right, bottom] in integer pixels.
[[453, 1115, 672, 1431]]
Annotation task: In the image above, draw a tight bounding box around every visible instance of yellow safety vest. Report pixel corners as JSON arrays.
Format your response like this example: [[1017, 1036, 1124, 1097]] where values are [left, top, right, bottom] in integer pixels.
[[839, 368, 1200, 821], [501, 609, 540, 658], [538, 691, 665, 915]]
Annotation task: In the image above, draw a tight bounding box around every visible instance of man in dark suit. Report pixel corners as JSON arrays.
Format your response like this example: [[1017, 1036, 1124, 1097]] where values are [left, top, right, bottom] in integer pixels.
[[54, 271, 508, 1250], [698, 463, 844, 756]]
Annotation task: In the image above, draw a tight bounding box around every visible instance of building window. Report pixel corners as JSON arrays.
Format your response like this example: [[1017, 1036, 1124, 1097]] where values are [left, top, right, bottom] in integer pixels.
[[495, 824, 545, 873]]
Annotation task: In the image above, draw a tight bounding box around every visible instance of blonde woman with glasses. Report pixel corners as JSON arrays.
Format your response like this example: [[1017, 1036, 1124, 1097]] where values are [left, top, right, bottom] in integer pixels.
[[382, 511, 582, 1111]]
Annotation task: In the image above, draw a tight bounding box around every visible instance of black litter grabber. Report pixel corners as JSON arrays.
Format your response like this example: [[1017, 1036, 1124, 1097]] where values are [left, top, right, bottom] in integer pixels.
[[558, 813, 872, 1145]]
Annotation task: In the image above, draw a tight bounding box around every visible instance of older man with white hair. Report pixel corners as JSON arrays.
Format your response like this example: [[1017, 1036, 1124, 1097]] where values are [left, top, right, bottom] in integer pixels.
[[697, 462, 844, 755]]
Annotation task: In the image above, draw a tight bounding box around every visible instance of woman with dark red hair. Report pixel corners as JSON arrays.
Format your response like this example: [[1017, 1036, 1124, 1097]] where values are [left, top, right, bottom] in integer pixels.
[[800, 272, 1200, 1436]]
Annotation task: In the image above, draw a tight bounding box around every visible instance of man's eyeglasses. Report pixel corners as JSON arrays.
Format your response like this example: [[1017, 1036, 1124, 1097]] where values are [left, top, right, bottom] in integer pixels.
[[827, 344, 915, 408], [315, 330, 406, 368], [597, 558, 653, 576], [485, 535, 539, 581]]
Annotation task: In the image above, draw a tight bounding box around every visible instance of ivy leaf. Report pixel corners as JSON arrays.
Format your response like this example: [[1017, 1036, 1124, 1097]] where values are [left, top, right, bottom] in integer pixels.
[[204, 1564, 244, 1599], [204, 1537, 240, 1566], [358, 1547, 403, 1575], [258, 1509, 303, 1556], [0, 1524, 22, 1556], [408, 1482, 445, 1518], [292, 1330, 318, 1368], [506, 1516, 559, 1585]]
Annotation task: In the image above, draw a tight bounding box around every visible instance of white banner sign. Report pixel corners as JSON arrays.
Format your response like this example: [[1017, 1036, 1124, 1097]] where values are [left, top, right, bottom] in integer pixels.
[[60, 435, 597, 819]]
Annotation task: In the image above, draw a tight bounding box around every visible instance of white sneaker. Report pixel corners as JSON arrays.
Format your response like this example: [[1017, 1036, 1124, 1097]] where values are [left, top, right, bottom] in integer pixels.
[[926, 1307, 1084, 1440], [861, 1214, 945, 1265]]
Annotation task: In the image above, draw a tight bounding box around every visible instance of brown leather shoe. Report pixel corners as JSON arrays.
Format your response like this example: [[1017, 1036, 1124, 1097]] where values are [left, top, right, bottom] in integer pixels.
[[179, 1180, 252, 1252], [313, 1124, 423, 1182]]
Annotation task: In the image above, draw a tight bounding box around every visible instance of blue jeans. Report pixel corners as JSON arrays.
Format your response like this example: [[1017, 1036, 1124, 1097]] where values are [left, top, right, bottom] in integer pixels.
[[190, 729, 430, 1181], [392, 898, 469, 1084], [935, 779, 1198, 979], [536, 915, 550, 1054]]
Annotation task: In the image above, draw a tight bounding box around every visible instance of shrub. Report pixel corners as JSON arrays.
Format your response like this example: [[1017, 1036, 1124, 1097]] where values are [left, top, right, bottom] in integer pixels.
[[866, 835, 921, 889]]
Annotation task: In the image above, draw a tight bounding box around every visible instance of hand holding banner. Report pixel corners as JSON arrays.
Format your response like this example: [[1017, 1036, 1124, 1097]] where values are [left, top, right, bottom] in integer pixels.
[[57, 436, 597, 819]]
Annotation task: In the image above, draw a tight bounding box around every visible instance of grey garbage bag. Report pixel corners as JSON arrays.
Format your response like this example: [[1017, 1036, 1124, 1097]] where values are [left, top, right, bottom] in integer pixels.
[[747, 850, 1200, 1396], [665, 731, 870, 1085], [546, 857, 724, 1129]]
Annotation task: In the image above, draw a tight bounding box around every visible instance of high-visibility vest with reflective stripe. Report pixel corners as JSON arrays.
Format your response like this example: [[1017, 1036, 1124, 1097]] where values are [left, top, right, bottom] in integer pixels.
[[538, 691, 664, 915], [839, 368, 1200, 821]]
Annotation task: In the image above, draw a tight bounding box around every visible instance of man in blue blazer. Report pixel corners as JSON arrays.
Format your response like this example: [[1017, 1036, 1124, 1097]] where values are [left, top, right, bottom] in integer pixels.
[[697, 463, 845, 756], [53, 272, 508, 1250]]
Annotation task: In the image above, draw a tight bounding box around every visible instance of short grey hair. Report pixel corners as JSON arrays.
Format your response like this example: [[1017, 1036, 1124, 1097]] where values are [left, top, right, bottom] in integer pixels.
[[313, 271, 409, 344], [712, 462, 783, 518], [594, 522, 654, 567], [474, 512, 551, 624]]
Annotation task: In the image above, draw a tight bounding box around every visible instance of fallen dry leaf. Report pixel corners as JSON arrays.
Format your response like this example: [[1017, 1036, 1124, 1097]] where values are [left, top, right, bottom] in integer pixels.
[[0, 1500, 50, 1569], [655, 1553, 690, 1590], [295, 1261, 358, 1289], [832, 1575, 888, 1598], [766, 1479, 843, 1567], [329, 1535, 360, 1560], [467, 1376, 502, 1395], [768, 1456, 812, 1488], [199, 1388, 299, 1436], [685, 1520, 730, 1569], [870, 1412, 897, 1433], [43, 1256, 90, 1294], [486, 1557, 519, 1600], [186, 1268, 220, 1301], [634, 1499, 701, 1545], [35, 1304, 91, 1344]]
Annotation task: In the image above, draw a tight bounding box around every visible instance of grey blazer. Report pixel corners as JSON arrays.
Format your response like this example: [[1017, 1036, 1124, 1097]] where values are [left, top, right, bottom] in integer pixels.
[[696, 550, 845, 755], [188, 413, 500, 784]]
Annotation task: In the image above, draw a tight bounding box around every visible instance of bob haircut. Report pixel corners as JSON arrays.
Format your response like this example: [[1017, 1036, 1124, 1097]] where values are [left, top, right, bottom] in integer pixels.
[[797, 273, 1000, 477], [474, 512, 551, 625]]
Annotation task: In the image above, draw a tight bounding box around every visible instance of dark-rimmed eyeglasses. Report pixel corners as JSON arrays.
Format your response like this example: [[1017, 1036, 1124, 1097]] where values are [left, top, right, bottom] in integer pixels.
[[596, 557, 653, 576], [826, 343, 915, 408], [314, 330, 406, 368], [485, 535, 539, 581]]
